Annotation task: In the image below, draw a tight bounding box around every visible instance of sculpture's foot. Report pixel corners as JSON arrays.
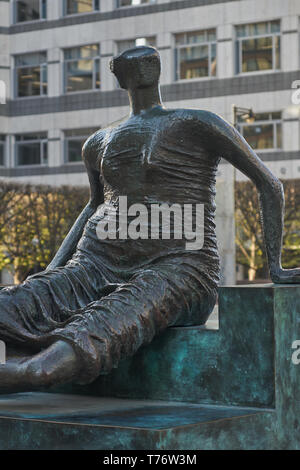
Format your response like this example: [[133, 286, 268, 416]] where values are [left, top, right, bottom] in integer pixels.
[[0, 341, 80, 394]]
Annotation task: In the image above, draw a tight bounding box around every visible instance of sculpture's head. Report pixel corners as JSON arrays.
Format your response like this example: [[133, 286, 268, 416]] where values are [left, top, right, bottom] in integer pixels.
[[110, 46, 161, 90]]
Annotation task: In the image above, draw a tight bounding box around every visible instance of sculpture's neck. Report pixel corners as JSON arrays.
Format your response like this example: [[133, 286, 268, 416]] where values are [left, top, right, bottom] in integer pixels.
[[128, 84, 163, 116]]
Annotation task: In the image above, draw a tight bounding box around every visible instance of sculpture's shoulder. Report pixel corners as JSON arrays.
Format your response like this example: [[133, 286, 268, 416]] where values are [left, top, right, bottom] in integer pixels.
[[82, 128, 105, 162], [163, 108, 230, 152], [166, 108, 228, 130], [82, 116, 128, 167]]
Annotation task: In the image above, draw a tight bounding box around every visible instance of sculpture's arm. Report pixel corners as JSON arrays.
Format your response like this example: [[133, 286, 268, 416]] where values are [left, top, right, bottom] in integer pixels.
[[202, 111, 300, 283], [47, 132, 104, 270]]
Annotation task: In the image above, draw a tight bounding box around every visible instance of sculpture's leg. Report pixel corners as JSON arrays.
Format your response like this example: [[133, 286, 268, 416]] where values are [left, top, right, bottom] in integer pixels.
[[0, 340, 80, 393], [43, 265, 217, 385], [0, 260, 115, 350]]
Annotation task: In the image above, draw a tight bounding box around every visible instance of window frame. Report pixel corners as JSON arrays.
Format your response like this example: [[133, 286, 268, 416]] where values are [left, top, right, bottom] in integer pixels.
[[174, 29, 217, 82], [14, 51, 48, 99], [63, 44, 101, 94], [15, 133, 48, 167], [63, 0, 100, 16], [0, 136, 6, 167], [64, 128, 99, 164], [63, 129, 89, 165], [116, 0, 156, 8], [238, 111, 282, 152], [236, 20, 281, 75], [13, 0, 47, 24]]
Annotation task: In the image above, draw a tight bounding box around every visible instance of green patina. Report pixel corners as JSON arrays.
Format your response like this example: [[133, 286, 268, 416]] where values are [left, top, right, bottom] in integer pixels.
[[57, 285, 276, 408], [0, 284, 299, 449]]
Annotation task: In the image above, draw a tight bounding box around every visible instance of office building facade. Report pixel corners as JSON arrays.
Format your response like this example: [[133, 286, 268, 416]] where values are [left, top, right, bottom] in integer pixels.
[[0, 0, 299, 284]]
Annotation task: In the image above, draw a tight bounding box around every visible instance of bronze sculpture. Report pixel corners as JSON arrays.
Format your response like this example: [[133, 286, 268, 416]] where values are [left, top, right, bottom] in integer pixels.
[[0, 46, 299, 393]]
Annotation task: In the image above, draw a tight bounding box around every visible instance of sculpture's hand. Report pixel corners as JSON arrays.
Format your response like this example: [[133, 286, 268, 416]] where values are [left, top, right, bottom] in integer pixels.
[[0, 341, 80, 393], [271, 267, 300, 284]]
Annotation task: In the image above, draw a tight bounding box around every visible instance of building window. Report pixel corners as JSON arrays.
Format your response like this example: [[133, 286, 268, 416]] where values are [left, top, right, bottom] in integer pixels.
[[64, 45, 100, 93], [15, 133, 48, 166], [15, 52, 47, 98], [238, 112, 282, 150], [64, 0, 99, 15], [117, 36, 156, 54], [117, 0, 155, 7], [175, 29, 217, 80], [14, 0, 47, 23], [64, 128, 98, 163], [0, 136, 5, 166], [236, 20, 280, 73]]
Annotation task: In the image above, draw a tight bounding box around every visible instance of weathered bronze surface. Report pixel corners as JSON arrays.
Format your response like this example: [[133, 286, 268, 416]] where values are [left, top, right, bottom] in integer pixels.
[[0, 46, 299, 392], [0, 284, 299, 450]]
